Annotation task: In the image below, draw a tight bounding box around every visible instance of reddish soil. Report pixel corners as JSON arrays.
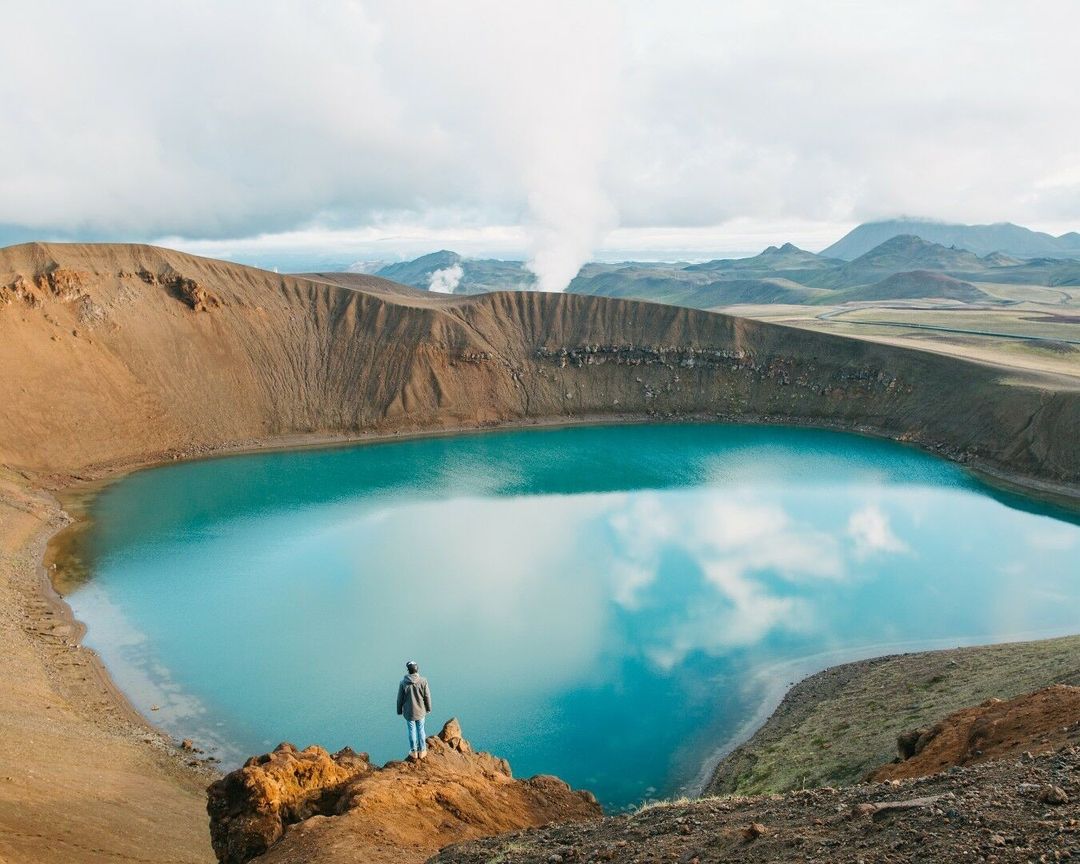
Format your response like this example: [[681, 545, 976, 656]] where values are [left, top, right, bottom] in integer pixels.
[[871, 684, 1080, 781]]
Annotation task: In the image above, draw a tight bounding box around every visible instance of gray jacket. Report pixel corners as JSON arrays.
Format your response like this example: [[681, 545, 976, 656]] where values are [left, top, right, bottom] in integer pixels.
[[396, 673, 432, 721]]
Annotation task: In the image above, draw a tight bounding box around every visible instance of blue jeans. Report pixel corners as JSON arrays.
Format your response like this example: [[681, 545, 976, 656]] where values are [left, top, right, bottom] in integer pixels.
[[406, 717, 427, 753]]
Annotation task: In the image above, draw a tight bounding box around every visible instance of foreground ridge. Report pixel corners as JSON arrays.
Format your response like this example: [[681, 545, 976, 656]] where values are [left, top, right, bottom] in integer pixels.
[[433, 744, 1078, 864]]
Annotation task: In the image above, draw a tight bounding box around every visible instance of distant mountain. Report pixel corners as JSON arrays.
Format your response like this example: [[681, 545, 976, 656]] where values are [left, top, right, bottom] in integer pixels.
[[805, 235, 987, 289], [372, 235, 1079, 311], [569, 266, 828, 307], [686, 242, 841, 273], [849, 234, 983, 271], [828, 270, 991, 304], [376, 251, 464, 290], [980, 251, 1022, 268], [976, 258, 1080, 287], [375, 251, 534, 294], [823, 220, 1080, 260], [685, 278, 830, 306]]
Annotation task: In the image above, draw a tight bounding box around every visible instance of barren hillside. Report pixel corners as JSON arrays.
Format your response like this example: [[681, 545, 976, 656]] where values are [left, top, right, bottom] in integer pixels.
[[1, 242, 1077, 491]]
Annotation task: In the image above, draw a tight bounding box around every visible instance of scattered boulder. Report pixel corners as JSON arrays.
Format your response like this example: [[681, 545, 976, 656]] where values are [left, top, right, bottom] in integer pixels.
[[1039, 784, 1069, 805], [741, 822, 767, 840]]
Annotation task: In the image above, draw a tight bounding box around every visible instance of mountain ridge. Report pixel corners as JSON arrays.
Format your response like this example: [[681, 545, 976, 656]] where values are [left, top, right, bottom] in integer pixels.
[[375, 228, 1080, 308], [823, 219, 1080, 260]]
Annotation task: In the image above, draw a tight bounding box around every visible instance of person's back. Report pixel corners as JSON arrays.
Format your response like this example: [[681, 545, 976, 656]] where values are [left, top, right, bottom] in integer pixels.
[[396, 661, 432, 759]]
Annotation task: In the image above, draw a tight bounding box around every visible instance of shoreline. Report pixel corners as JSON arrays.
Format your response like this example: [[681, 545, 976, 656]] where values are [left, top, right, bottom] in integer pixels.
[[35, 497, 150, 733], [32, 411, 1080, 815], [682, 625, 1080, 800], [19, 480, 223, 768], [36, 407, 1080, 503], [0, 473, 215, 863]]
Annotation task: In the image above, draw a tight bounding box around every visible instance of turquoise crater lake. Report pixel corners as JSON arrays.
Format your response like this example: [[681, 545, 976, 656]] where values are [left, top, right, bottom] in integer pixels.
[[67, 424, 1080, 809]]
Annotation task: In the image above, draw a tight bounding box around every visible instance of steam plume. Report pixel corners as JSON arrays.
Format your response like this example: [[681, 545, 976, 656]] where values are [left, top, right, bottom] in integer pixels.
[[428, 263, 463, 294]]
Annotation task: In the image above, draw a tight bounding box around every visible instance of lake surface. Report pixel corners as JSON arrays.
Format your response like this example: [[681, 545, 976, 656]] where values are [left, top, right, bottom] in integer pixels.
[[67, 424, 1080, 810]]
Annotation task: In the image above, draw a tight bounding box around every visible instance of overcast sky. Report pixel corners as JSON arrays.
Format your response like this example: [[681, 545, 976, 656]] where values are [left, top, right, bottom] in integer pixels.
[[3, 1, 1079, 280]]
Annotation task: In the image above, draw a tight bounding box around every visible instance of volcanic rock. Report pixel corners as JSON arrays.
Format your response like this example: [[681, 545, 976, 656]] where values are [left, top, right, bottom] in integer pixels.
[[1039, 784, 1069, 805], [741, 821, 767, 840], [207, 742, 371, 864], [167, 274, 222, 311], [207, 719, 600, 864], [431, 746, 1080, 864]]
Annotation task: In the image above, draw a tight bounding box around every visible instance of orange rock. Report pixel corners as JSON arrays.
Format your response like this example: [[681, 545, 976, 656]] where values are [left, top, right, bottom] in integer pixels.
[[742, 822, 767, 840], [207, 719, 600, 864]]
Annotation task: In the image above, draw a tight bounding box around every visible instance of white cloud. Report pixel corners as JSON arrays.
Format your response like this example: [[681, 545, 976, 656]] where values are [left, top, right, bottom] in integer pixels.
[[3, 2, 1079, 278], [847, 504, 908, 560]]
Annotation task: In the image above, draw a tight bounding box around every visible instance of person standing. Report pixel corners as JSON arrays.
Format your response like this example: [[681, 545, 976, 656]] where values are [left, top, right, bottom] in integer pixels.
[[396, 660, 432, 759]]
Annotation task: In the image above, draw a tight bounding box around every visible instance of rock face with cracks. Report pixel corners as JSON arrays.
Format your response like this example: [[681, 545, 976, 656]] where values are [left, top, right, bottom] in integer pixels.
[[206, 719, 601, 864]]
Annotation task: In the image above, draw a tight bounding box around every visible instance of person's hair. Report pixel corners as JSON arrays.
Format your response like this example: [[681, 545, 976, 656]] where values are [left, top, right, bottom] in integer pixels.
[[406, 661, 418, 673]]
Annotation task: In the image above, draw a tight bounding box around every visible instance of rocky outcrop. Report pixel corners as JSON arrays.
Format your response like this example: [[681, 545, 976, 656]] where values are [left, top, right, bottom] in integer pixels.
[[0, 273, 40, 307], [207, 742, 371, 864], [170, 275, 223, 312], [1, 266, 94, 308], [870, 684, 1080, 781], [206, 719, 600, 864], [135, 265, 223, 311], [37, 266, 93, 301]]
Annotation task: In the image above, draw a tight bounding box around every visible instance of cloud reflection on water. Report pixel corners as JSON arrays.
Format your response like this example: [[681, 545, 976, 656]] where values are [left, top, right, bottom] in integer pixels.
[[335, 488, 916, 678], [69, 425, 1080, 809]]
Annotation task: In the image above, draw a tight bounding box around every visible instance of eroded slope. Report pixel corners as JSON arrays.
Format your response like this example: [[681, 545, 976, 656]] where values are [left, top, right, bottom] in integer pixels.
[[1, 242, 1077, 492]]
